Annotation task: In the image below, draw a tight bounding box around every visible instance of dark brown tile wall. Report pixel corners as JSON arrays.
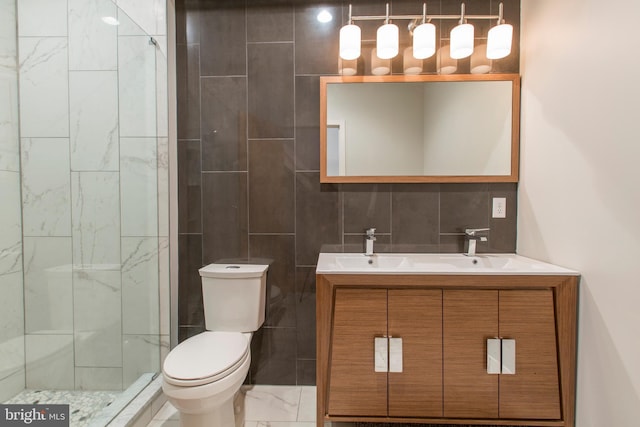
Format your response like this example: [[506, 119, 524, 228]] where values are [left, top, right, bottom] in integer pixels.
[[176, 0, 520, 385]]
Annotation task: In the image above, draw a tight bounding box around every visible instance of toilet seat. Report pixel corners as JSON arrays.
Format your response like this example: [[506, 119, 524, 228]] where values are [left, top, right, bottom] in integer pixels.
[[163, 331, 250, 387]]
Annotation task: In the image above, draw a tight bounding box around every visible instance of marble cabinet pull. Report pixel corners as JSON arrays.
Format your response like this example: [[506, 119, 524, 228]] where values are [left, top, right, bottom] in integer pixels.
[[374, 336, 388, 372]]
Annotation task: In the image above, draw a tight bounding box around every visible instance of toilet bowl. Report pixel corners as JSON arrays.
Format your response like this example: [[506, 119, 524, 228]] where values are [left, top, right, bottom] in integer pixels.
[[161, 263, 268, 427], [162, 332, 251, 427]]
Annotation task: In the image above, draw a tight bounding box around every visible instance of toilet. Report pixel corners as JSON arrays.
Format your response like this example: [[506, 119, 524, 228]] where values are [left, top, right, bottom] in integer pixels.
[[162, 263, 269, 427]]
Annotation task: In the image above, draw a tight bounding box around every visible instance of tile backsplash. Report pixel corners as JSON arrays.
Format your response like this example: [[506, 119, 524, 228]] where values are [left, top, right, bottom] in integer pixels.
[[176, 0, 520, 386]]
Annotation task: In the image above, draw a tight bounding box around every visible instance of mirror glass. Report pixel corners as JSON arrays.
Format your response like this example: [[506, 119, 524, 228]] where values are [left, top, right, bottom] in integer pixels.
[[320, 74, 520, 183]]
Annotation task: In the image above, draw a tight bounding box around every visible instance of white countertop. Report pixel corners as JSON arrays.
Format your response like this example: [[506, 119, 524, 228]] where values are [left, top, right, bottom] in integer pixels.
[[316, 253, 579, 276]]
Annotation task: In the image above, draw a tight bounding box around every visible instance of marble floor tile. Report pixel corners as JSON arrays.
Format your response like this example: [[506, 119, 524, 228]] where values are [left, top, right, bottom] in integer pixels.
[[147, 386, 320, 427], [296, 387, 316, 422], [243, 385, 302, 422], [153, 401, 179, 420]]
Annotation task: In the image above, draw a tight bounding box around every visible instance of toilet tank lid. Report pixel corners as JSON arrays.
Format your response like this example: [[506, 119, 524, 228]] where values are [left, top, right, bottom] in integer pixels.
[[199, 263, 268, 278]]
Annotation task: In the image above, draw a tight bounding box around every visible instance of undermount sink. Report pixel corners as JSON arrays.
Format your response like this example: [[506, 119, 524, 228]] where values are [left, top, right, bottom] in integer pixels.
[[335, 254, 413, 269], [317, 253, 578, 275]]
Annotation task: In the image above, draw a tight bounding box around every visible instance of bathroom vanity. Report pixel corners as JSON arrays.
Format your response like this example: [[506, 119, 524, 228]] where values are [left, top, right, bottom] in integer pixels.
[[316, 253, 579, 427]]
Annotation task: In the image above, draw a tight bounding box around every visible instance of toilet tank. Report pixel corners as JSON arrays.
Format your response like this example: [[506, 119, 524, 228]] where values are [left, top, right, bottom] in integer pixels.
[[198, 264, 268, 332]]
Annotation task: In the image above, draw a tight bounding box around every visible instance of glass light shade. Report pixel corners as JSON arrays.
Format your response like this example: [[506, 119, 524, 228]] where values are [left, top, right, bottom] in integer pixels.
[[437, 45, 457, 75], [371, 49, 391, 76], [470, 44, 492, 74], [413, 22, 436, 59], [376, 23, 399, 59], [450, 23, 474, 59], [338, 58, 358, 76], [403, 47, 422, 75], [487, 23, 513, 59], [340, 24, 361, 60]]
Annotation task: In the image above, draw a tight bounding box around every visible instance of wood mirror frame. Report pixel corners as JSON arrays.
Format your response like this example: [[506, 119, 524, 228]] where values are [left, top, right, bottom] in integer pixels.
[[320, 73, 520, 183]]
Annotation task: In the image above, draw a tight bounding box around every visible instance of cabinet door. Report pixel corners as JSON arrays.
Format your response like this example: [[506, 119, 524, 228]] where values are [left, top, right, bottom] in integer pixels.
[[388, 289, 443, 417], [444, 289, 561, 420], [444, 290, 499, 418], [499, 289, 561, 419], [327, 288, 387, 416]]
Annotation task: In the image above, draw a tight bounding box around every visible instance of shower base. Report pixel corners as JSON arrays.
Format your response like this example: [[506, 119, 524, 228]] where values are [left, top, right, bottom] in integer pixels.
[[5, 389, 119, 426]]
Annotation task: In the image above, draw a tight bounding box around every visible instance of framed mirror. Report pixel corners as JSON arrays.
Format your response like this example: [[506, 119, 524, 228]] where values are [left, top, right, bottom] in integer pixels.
[[320, 74, 520, 183]]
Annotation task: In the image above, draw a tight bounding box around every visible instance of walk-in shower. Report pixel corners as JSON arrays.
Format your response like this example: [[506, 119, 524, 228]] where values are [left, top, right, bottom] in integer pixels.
[[0, 0, 169, 424]]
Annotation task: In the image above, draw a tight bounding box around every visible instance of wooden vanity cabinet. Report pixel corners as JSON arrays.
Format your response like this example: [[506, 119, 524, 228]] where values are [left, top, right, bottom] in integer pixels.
[[316, 274, 579, 427], [328, 288, 443, 418]]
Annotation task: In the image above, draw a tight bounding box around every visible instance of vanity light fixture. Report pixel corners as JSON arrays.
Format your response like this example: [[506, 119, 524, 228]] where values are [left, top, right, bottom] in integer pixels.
[[339, 5, 361, 60], [486, 3, 513, 59], [377, 4, 399, 59], [338, 2, 513, 67], [450, 3, 474, 59], [412, 4, 436, 59]]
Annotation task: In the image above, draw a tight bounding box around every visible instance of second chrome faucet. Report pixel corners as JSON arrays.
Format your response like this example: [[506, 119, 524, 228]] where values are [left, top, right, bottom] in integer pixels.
[[365, 228, 376, 256], [464, 228, 490, 256]]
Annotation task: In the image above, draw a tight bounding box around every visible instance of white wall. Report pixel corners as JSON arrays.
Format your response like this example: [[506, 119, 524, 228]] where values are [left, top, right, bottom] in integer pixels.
[[519, 1, 640, 425]]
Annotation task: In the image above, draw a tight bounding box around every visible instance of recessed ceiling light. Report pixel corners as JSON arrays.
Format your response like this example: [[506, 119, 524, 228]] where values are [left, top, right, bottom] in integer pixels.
[[317, 9, 332, 23]]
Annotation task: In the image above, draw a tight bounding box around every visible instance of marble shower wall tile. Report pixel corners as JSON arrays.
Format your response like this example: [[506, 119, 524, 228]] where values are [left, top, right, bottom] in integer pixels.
[[18, 37, 69, 137], [0, 75, 19, 172], [0, 2, 19, 173], [0, 323, 24, 401], [157, 137, 169, 237], [115, 0, 167, 37], [122, 237, 159, 335], [68, 0, 118, 70], [0, 368, 24, 403], [118, 35, 157, 138], [12, 0, 168, 392], [0, 272, 24, 346], [17, 0, 68, 37], [121, 138, 158, 236], [23, 237, 73, 334], [155, 47, 169, 137], [0, 273, 25, 377], [21, 138, 72, 236], [71, 172, 121, 266], [158, 237, 170, 335], [69, 71, 119, 170], [75, 367, 122, 390], [0, 1, 23, 396], [117, 9, 146, 37], [73, 268, 122, 367], [25, 334, 74, 390], [123, 334, 162, 388], [0, 171, 22, 276], [0, 0, 17, 55]]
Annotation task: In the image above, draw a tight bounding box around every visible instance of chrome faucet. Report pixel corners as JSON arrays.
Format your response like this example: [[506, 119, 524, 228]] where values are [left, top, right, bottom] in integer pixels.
[[365, 228, 376, 256], [464, 228, 489, 256]]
